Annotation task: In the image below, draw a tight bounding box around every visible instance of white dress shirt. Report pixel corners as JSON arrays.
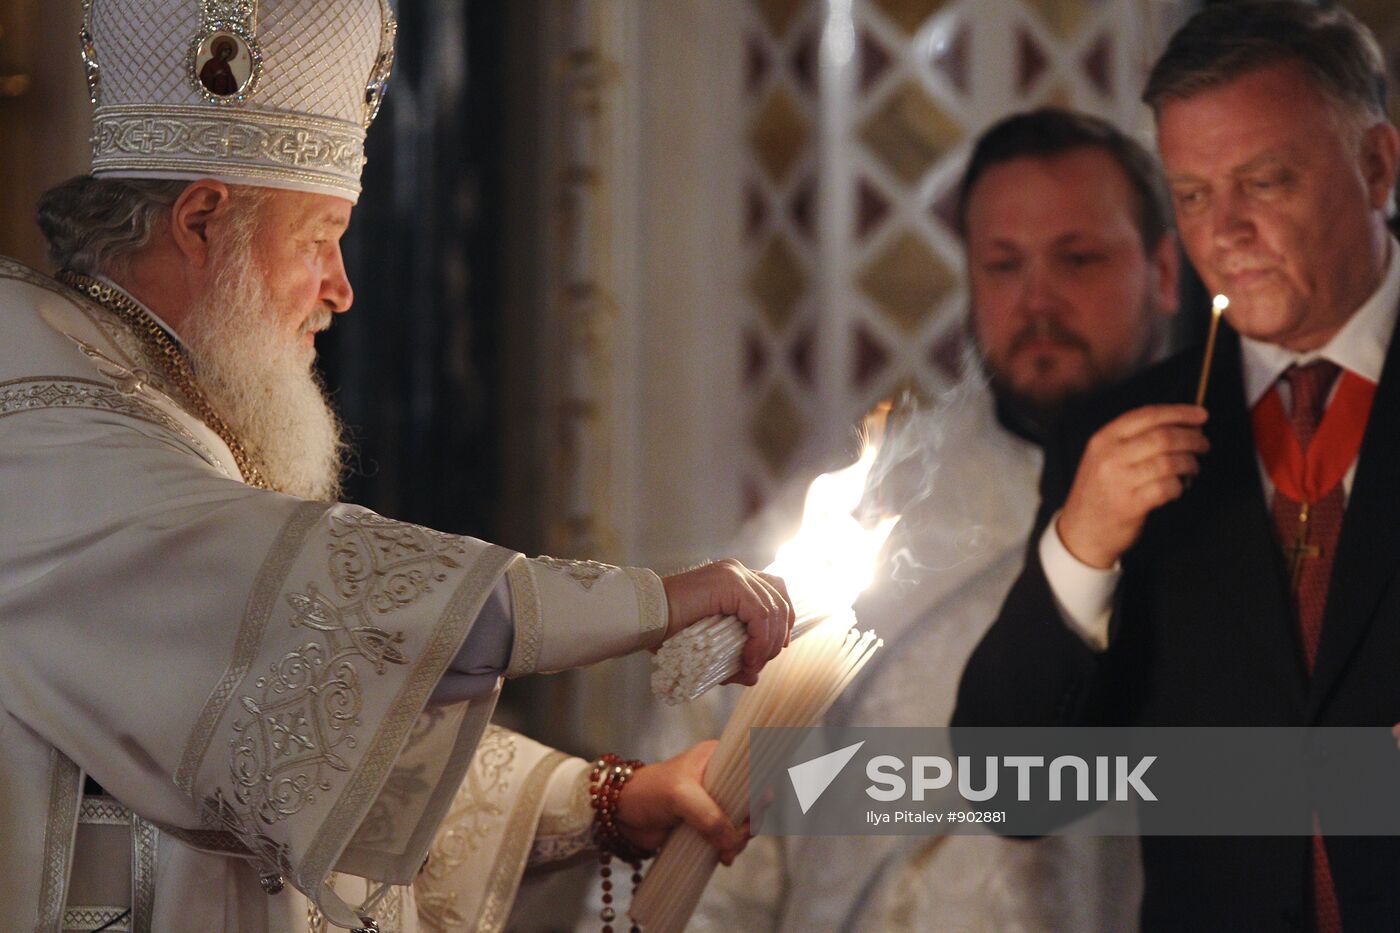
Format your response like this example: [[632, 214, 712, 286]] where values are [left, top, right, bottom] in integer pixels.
[[1041, 238, 1400, 651]]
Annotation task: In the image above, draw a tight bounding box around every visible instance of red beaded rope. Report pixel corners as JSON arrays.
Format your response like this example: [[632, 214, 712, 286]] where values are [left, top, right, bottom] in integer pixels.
[[591, 753, 654, 933]]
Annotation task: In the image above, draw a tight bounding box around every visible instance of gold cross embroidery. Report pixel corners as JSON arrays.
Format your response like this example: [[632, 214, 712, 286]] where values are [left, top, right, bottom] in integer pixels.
[[1288, 501, 1322, 590]]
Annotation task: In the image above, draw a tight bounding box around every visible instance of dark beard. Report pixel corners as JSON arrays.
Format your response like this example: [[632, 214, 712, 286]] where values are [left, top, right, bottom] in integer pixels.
[[990, 377, 1062, 447]]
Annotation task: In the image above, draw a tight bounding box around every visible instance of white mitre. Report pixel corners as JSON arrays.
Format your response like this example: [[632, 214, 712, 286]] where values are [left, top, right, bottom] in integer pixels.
[[82, 0, 396, 203]]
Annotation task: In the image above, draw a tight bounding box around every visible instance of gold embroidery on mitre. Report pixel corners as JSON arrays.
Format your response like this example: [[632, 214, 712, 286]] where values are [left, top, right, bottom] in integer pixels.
[[91, 106, 365, 185]]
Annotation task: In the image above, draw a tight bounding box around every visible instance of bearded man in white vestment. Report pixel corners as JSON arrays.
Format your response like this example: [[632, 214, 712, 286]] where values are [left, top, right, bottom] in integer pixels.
[[681, 109, 1184, 932], [0, 2, 797, 930]]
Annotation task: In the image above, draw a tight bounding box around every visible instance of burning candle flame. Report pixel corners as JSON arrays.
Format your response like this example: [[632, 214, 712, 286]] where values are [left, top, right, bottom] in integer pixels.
[[765, 440, 899, 617], [650, 403, 900, 705]]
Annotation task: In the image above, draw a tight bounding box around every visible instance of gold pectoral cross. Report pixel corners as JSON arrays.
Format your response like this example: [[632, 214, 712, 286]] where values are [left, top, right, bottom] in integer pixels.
[[1288, 501, 1322, 590]]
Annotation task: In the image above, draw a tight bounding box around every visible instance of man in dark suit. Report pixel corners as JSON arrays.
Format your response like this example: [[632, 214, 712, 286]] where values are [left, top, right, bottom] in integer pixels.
[[953, 4, 1400, 930]]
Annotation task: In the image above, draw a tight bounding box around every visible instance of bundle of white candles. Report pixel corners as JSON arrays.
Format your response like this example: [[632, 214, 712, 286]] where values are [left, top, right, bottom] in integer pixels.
[[651, 600, 826, 704], [630, 610, 882, 933], [635, 409, 898, 931]]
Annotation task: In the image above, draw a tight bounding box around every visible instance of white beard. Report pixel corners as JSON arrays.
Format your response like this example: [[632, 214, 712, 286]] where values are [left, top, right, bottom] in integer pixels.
[[181, 248, 345, 501]]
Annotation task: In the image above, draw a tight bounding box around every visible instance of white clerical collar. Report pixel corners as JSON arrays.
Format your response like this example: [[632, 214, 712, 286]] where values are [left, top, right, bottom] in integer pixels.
[[1239, 236, 1400, 407], [93, 273, 188, 349]]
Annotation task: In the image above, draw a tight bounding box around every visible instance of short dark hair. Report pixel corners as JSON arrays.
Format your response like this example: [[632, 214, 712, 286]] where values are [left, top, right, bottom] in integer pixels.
[[1144, 1, 1388, 123], [954, 107, 1172, 251]]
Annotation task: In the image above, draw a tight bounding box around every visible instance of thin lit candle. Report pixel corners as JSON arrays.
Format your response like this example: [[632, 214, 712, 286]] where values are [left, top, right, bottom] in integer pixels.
[[1194, 294, 1229, 407]]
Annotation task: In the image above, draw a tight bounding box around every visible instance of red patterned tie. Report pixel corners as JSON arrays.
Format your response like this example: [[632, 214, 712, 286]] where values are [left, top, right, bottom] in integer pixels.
[[1267, 361, 1343, 933]]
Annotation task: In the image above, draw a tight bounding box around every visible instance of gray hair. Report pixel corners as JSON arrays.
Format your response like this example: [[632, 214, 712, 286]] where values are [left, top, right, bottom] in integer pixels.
[[1144, 1, 1389, 128], [36, 175, 268, 276]]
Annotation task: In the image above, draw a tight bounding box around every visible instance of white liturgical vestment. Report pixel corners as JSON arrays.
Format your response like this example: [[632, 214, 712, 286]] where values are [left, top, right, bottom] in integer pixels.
[[0, 258, 669, 931], [684, 375, 1143, 932]]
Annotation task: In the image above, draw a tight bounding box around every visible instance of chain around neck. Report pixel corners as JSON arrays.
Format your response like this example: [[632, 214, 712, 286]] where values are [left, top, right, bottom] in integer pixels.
[[55, 268, 270, 490]]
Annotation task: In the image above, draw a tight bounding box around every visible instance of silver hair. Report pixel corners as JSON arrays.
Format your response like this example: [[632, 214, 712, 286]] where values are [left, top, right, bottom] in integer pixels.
[[35, 175, 268, 275]]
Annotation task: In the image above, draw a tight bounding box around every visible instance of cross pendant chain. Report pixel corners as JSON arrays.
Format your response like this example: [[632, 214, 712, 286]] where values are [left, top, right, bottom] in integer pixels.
[[1289, 501, 1322, 590]]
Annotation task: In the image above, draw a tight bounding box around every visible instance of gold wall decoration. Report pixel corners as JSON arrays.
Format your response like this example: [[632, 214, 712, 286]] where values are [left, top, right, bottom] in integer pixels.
[[748, 234, 808, 332], [856, 230, 956, 334], [749, 86, 812, 185], [858, 80, 962, 184]]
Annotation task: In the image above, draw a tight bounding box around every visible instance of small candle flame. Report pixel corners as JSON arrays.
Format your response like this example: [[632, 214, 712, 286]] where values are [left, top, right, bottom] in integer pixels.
[[1212, 293, 1230, 314]]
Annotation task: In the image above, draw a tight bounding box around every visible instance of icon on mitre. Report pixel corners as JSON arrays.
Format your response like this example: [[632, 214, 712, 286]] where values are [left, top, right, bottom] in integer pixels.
[[194, 30, 254, 99]]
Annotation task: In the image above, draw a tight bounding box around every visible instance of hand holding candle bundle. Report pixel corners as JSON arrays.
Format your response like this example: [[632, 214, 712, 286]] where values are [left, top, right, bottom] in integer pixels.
[[657, 560, 796, 687]]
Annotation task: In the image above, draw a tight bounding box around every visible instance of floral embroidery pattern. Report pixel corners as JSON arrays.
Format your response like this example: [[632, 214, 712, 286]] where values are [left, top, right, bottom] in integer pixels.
[[428, 726, 516, 862], [417, 727, 518, 929], [354, 760, 431, 848], [219, 511, 468, 843], [327, 511, 467, 611], [536, 555, 617, 590]]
